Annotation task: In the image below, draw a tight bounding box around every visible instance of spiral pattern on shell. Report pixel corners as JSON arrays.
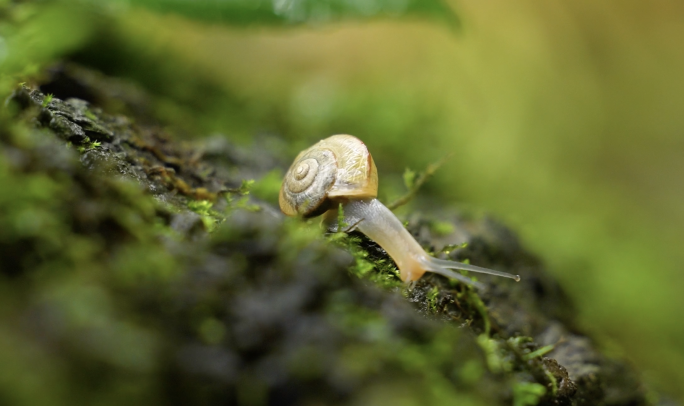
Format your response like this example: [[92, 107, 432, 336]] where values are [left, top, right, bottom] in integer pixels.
[[279, 148, 337, 216]]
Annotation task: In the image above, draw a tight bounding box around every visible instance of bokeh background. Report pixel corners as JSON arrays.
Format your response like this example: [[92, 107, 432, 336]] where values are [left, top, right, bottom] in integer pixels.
[[2, 0, 683, 400]]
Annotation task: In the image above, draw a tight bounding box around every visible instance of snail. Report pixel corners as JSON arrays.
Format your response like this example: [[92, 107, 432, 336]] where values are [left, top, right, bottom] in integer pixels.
[[279, 134, 520, 288]]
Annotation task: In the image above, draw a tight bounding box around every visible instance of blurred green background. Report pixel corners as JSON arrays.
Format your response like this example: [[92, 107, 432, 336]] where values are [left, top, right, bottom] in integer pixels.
[[2, 0, 683, 400]]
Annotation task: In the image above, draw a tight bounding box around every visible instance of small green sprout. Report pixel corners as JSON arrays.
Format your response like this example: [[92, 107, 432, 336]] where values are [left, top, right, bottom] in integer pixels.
[[76, 139, 102, 153], [238, 179, 255, 195], [187, 200, 214, 216], [337, 202, 347, 231], [387, 152, 453, 210], [187, 200, 222, 231], [42, 93, 54, 107], [224, 179, 260, 212], [523, 344, 555, 361], [225, 180, 259, 212]]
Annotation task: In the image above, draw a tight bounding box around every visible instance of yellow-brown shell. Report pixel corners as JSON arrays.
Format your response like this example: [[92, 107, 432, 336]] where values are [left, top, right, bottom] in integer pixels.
[[279, 134, 378, 217]]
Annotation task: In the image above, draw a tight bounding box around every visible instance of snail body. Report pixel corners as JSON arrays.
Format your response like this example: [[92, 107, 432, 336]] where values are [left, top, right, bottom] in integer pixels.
[[279, 134, 520, 287]]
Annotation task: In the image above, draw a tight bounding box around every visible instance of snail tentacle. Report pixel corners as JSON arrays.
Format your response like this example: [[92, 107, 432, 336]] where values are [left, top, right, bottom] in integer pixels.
[[422, 257, 521, 282], [415, 261, 486, 290]]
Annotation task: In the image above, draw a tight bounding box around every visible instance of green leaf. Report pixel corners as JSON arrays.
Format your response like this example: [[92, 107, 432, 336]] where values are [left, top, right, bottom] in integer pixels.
[[103, 0, 459, 27]]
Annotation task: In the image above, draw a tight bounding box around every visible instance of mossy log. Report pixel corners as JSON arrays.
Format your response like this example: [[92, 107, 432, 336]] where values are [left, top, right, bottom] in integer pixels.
[[0, 65, 662, 406]]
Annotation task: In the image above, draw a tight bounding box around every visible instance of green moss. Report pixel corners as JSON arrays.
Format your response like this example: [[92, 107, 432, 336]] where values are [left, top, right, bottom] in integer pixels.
[[513, 382, 547, 406], [73, 137, 102, 153], [83, 109, 98, 121], [464, 288, 491, 335], [426, 286, 440, 313], [329, 230, 403, 289], [476, 335, 511, 374], [41, 93, 54, 107], [187, 199, 222, 231]]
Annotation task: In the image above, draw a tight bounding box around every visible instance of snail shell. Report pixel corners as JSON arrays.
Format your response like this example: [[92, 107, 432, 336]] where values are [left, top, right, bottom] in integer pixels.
[[279, 134, 378, 217]]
